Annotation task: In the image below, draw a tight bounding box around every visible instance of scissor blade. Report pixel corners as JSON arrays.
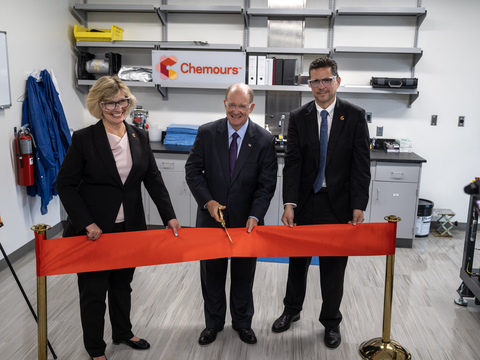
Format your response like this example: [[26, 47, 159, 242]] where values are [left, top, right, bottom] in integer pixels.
[[224, 227, 234, 246]]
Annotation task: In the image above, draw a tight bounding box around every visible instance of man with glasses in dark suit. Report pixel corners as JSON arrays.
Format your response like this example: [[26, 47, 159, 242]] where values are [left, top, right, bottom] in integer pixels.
[[186, 83, 277, 346], [271, 58, 370, 349]]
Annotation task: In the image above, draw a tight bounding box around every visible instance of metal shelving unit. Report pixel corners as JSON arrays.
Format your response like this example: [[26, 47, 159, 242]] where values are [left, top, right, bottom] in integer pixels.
[[333, 46, 423, 65], [336, 7, 426, 16], [159, 43, 242, 51], [72, 3, 425, 105], [78, 79, 155, 88], [75, 41, 242, 51], [331, 6, 426, 106], [159, 5, 242, 14], [73, 4, 157, 24], [246, 47, 330, 55], [246, 8, 332, 18], [76, 41, 159, 50]]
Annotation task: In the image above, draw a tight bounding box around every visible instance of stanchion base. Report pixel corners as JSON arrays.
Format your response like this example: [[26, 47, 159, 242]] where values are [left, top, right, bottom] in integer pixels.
[[359, 338, 411, 360], [454, 297, 468, 306]]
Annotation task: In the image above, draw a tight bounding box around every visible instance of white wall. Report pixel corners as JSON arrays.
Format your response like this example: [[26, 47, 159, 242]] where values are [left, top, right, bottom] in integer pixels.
[[1, 0, 479, 258], [0, 0, 85, 259]]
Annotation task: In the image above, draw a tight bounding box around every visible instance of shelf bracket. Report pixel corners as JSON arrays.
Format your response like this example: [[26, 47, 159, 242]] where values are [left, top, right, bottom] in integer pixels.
[[408, 91, 419, 108], [156, 8, 167, 27], [72, 8, 86, 26], [243, 10, 249, 28], [75, 82, 89, 95], [156, 85, 168, 100]]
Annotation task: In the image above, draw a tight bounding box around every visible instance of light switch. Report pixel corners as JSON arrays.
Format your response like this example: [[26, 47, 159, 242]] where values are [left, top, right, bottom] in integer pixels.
[[366, 112, 372, 123]]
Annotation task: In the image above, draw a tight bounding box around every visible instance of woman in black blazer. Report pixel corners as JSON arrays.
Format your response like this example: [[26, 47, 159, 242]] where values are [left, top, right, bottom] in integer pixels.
[[57, 76, 180, 360]]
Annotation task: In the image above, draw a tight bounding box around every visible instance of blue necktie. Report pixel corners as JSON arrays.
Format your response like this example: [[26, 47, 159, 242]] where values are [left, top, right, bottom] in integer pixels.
[[230, 132, 239, 177], [313, 110, 328, 193]]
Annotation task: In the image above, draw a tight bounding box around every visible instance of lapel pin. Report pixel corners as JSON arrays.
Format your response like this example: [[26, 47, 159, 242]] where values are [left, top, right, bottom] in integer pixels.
[[132, 133, 136, 137], [340, 116, 345, 121], [248, 144, 252, 147]]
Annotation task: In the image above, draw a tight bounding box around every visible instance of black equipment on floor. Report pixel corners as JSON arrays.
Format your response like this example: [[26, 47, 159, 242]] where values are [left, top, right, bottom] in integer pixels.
[[455, 179, 480, 306]]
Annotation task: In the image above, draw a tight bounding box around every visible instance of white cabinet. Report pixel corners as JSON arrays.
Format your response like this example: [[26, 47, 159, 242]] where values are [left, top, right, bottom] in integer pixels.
[[364, 162, 376, 223], [264, 157, 284, 226], [146, 152, 284, 227], [367, 161, 422, 247], [145, 153, 192, 227]]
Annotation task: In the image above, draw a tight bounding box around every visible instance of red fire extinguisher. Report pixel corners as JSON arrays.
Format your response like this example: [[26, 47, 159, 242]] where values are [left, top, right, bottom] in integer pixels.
[[16, 127, 35, 186]]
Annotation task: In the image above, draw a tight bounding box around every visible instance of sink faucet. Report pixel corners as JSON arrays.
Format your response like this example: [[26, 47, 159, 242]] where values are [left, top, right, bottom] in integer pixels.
[[279, 115, 285, 146]]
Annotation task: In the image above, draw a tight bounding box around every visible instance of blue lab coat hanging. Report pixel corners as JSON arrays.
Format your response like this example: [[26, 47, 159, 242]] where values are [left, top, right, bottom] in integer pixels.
[[22, 70, 71, 215]]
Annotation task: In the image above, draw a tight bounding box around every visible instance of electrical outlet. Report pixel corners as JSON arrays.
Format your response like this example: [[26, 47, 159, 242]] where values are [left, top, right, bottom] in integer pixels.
[[376, 126, 383, 136], [366, 112, 372, 123], [431, 115, 437, 126], [458, 116, 465, 127]]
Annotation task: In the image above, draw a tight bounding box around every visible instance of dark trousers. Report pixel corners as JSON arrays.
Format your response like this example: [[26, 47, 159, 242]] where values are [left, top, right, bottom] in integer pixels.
[[77, 222, 135, 357], [200, 257, 257, 330], [283, 190, 349, 329]]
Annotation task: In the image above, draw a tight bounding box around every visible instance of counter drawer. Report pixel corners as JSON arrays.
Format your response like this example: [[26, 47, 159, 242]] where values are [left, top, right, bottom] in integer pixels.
[[374, 162, 420, 183], [155, 154, 187, 172]]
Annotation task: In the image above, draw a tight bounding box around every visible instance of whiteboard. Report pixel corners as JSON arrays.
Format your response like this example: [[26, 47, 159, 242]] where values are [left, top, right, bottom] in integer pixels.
[[0, 31, 11, 107]]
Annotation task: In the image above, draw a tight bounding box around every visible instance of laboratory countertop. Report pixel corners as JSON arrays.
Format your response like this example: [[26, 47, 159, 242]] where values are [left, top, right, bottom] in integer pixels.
[[150, 142, 426, 163], [370, 149, 426, 163]]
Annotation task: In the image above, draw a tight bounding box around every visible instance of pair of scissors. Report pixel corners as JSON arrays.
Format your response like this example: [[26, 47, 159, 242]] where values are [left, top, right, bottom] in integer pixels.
[[218, 203, 234, 246]]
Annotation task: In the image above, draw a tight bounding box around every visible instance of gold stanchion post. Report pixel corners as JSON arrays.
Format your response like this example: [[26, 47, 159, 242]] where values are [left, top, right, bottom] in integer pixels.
[[32, 224, 51, 360], [358, 215, 411, 360]]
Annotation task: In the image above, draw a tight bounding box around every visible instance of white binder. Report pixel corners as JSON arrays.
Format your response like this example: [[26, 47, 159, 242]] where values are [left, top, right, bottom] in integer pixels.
[[248, 55, 257, 85], [257, 56, 266, 85], [266, 59, 274, 85]]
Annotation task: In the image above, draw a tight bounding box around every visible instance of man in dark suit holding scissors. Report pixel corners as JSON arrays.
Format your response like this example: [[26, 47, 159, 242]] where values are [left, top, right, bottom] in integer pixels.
[[271, 58, 371, 349], [186, 83, 277, 346]]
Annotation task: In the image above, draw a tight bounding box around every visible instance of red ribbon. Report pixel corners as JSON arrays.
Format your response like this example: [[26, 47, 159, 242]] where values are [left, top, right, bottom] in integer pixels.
[[34, 223, 396, 277]]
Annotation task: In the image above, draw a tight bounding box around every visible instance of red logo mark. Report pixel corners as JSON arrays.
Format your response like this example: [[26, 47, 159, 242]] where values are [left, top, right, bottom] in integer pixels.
[[157, 55, 177, 80]]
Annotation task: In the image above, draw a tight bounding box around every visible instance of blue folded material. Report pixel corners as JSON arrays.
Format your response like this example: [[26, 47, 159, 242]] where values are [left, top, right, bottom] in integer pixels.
[[164, 124, 199, 145], [166, 124, 199, 135], [163, 135, 196, 146]]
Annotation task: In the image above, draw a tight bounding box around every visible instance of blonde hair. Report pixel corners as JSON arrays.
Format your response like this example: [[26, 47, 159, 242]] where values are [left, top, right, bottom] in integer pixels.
[[86, 75, 137, 119]]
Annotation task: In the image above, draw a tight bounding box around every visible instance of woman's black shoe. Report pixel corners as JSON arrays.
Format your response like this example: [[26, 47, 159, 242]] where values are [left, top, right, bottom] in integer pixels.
[[113, 338, 150, 350]]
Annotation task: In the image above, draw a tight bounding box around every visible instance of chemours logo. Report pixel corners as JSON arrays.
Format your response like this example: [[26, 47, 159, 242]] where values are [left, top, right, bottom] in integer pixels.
[[157, 55, 177, 80], [180, 63, 240, 75], [152, 51, 245, 84]]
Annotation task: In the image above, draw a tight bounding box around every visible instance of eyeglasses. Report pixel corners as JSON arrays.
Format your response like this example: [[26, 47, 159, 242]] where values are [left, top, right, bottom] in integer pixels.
[[308, 77, 337, 88], [225, 102, 251, 111], [100, 97, 131, 111]]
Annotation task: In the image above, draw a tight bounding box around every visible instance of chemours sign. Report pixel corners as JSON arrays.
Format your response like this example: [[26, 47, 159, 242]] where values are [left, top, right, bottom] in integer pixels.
[[152, 51, 245, 85]]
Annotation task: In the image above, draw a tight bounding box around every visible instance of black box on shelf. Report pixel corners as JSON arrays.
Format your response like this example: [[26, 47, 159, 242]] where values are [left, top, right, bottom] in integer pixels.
[[283, 59, 297, 85], [371, 77, 418, 89]]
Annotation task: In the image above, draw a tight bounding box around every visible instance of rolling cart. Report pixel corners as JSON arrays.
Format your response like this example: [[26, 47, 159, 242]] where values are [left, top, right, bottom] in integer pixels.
[[455, 181, 480, 306]]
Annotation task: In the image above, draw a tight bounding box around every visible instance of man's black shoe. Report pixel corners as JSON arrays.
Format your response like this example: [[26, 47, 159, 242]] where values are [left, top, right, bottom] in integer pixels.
[[232, 327, 257, 344], [271, 313, 300, 333], [324, 326, 341, 348], [198, 327, 223, 346]]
